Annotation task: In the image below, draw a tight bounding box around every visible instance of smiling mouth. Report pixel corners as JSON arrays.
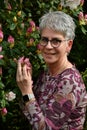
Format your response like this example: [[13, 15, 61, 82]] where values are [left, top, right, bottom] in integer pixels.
[[44, 52, 56, 55]]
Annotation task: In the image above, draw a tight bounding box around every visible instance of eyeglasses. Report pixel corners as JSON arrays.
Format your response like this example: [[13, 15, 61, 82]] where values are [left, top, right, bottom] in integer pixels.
[[40, 37, 68, 48]]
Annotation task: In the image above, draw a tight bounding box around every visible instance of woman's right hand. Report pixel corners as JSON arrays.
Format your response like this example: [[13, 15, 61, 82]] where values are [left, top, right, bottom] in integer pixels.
[[16, 57, 33, 95]]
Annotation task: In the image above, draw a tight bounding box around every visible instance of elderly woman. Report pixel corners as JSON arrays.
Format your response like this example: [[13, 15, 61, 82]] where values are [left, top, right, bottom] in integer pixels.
[[16, 11, 87, 130]]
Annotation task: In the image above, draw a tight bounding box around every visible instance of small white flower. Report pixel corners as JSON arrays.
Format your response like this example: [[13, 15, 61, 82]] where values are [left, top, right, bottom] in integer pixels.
[[5, 91, 16, 101], [60, 0, 81, 10]]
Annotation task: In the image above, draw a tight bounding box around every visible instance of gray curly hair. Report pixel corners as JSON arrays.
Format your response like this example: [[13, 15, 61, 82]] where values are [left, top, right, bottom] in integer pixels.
[[39, 11, 76, 40]]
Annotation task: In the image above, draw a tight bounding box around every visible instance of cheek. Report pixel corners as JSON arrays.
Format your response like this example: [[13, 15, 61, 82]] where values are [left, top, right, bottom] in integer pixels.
[[55, 47, 67, 57], [59, 43, 68, 54]]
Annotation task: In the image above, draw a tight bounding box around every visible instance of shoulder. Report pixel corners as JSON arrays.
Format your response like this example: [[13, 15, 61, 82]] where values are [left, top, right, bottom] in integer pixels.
[[56, 66, 86, 95], [60, 66, 84, 85]]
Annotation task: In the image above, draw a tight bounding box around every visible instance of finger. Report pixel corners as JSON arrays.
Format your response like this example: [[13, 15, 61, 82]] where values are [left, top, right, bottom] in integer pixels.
[[22, 65, 32, 82], [27, 67, 32, 76], [16, 62, 22, 81], [22, 64, 28, 77]]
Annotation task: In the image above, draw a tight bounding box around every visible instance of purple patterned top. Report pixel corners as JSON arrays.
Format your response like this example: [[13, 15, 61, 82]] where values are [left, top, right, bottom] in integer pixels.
[[22, 67, 87, 130]]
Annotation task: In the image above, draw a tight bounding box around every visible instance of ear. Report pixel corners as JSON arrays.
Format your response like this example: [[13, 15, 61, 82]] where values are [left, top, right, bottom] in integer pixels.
[[66, 40, 73, 54]]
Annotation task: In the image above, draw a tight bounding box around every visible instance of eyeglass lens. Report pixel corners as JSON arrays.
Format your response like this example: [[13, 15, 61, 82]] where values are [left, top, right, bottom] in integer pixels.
[[40, 37, 62, 47]]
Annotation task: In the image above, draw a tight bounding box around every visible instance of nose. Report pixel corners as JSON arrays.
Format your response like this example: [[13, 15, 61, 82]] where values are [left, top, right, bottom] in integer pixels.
[[46, 41, 53, 48]]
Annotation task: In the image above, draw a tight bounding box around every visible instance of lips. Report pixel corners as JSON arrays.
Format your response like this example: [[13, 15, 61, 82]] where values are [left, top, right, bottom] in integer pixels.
[[42, 53, 56, 60], [44, 52, 56, 55]]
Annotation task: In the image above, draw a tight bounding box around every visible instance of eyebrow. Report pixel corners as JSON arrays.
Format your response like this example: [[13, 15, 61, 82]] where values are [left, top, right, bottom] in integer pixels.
[[41, 36, 62, 40]]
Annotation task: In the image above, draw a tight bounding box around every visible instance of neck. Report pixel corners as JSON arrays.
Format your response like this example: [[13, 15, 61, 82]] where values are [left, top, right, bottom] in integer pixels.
[[48, 58, 72, 76]]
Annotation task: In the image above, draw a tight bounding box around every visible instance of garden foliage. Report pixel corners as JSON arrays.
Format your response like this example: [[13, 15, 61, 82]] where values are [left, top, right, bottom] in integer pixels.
[[0, 0, 87, 129]]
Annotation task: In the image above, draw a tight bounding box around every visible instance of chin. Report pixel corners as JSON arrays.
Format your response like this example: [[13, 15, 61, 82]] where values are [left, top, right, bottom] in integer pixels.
[[45, 60, 56, 65]]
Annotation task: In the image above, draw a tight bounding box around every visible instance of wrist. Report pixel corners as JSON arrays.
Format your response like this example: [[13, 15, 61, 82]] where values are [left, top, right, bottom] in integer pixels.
[[22, 88, 33, 96], [22, 93, 35, 104]]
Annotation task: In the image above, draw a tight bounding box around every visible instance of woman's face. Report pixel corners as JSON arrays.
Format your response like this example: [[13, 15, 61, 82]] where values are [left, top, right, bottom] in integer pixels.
[[40, 28, 72, 65]]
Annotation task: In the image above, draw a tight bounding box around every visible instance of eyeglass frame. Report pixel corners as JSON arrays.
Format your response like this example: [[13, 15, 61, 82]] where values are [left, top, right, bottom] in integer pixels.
[[40, 37, 69, 48]]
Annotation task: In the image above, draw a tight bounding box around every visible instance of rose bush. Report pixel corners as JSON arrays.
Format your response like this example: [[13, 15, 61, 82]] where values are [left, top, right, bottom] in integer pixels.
[[0, 0, 87, 129]]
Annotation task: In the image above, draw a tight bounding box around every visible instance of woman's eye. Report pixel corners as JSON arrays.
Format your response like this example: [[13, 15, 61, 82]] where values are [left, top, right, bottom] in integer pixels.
[[52, 39, 61, 43], [41, 38, 48, 42]]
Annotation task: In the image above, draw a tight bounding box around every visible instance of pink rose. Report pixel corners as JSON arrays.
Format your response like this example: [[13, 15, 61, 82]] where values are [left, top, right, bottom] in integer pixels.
[[37, 43, 41, 50], [80, 0, 84, 6], [0, 30, 4, 39], [18, 57, 31, 70], [0, 30, 4, 42], [29, 20, 35, 27], [78, 12, 86, 25], [1, 108, 7, 116], [7, 3, 12, 10], [36, 26, 39, 31], [18, 56, 24, 63], [85, 14, 87, 19], [24, 58, 31, 67], [0, 46, 2, 52], [78, 12, 84, 20], [8, 35, 14, 44], [27, 27, 33, 33]]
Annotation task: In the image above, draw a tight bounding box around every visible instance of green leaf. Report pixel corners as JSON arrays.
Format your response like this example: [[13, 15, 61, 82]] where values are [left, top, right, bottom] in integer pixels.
[[10, 23, 17, 30], [0, 59, 5, 66], [0, 82, 5, 89], [1, 99, 6, 108], [81, 26, 87, 35]]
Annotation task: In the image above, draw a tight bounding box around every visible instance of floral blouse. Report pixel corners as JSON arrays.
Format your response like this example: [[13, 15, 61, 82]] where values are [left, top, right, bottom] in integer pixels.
[[21, 67, 87, 130]]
